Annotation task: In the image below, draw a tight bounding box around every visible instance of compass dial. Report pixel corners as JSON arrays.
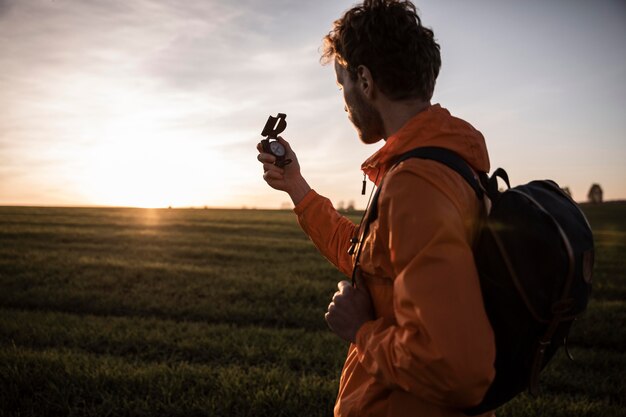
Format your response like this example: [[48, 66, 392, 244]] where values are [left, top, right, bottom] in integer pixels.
[[269, 141, 286, 157]]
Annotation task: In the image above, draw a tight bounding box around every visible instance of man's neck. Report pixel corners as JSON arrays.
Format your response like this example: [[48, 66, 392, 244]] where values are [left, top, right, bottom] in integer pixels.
[[379, 99, 431, 140]]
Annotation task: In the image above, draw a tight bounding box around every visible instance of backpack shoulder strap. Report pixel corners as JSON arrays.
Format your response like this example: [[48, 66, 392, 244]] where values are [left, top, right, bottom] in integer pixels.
[[368, 146, 485, 223], [395, 147, 484, 199], [351, 146, 489, 285]]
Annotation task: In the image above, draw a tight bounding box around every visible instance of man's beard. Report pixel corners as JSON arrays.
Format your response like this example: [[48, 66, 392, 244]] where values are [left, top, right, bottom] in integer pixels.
[[350, 89, 385, 144]]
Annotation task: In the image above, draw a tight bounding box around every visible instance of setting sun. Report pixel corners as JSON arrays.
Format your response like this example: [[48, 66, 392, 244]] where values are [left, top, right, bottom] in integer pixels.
[[30, 78, 237, 209], [81, 129, 233, 208]]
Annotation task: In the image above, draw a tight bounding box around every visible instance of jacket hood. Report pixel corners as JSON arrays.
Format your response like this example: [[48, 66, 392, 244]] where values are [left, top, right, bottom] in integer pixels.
[[361, 104, 490, 185]]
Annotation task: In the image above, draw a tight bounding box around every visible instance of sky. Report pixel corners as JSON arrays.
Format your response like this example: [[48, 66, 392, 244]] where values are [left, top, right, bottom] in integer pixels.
[[1, 0, 625, 209]]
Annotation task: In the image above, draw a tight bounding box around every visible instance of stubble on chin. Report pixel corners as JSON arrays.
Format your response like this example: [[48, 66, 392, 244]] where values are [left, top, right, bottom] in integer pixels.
[[348, 88, 385, 144], [357, 115, 385, 144]]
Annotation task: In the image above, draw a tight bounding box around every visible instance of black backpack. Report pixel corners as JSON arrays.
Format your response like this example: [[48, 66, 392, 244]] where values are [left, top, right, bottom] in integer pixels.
[[352, 147, 595, 414]]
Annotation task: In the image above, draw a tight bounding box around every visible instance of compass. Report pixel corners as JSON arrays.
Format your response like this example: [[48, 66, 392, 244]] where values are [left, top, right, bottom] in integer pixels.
[[260, 113, 292, 168]]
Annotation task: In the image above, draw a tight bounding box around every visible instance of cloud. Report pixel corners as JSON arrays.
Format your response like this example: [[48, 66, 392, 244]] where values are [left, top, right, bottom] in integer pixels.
[[0, 0, 16, 17], [3, 0, 622, 207], [0, 0, 355, 206]]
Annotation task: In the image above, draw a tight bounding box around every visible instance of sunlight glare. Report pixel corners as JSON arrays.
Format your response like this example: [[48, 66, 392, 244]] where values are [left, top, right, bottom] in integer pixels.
[[78, 91, 231, 208]]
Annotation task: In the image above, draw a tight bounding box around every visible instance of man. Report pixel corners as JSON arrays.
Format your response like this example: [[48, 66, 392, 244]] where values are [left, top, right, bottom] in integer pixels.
[[257, 1, 496, 416]]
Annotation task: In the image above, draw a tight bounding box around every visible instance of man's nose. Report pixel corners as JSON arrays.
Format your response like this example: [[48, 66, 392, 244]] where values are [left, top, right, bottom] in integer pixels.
[[344, 106, 348, 112]]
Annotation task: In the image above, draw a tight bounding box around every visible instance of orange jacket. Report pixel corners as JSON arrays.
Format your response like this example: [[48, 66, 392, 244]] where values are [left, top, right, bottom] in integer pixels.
[[294, 105, 496, 417]]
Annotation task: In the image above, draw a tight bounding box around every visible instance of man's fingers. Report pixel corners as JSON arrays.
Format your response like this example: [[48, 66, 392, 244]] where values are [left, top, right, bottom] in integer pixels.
[[330, 281, 353, 310], [324, 311, 334, 328], [337, 280, 352, 292], [262, 162, 284, 174], [257, 152, 276, 164], [263, 170, 284, 181], [263, 170, 283, 181]]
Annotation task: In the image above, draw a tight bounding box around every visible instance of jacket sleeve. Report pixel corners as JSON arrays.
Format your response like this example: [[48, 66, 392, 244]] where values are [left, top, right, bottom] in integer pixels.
[[293, 189, 357, 277], [354, 169, 496, 408]]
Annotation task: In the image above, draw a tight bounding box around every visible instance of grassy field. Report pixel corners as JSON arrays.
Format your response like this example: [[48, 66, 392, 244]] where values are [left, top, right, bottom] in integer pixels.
[[0, 203, 624, 416]]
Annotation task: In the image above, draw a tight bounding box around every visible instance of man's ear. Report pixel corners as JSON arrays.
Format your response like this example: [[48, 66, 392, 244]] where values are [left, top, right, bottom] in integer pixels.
[[356, 65, 375, 99]]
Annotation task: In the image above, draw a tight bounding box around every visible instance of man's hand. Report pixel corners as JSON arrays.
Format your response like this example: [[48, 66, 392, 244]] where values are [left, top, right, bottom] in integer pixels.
[[325, 276, 374, 344], [256, 136, 311, 205]]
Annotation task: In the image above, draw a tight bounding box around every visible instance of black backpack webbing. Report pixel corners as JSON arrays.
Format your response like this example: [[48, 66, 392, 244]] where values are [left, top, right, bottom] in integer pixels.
[[352, 146, 482, 286], [351, 146, 489, 285], [357, 146, 486, 242], [363, 146, 518, 223]]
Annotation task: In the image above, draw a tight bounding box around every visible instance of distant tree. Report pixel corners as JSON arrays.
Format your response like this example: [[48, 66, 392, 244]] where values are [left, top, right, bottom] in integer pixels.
[[337, 200, 345, 211], [280, 202, 291, 210], [587, 184, 603, 204], [561, 187, 572, 198], [347, 200, 356, 212]]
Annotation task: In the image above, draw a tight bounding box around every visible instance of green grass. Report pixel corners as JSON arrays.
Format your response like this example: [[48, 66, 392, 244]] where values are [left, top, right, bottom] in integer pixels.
[[0, 204, 624, 416]]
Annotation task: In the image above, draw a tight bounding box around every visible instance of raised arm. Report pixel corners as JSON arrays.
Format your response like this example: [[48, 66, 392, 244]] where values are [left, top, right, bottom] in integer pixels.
[[257, 137, 356, 276]]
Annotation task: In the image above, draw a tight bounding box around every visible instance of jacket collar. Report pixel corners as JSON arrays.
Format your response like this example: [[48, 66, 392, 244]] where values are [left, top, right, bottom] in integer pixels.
[[361, 104, 439, 185], [360, 104, 489, 185]]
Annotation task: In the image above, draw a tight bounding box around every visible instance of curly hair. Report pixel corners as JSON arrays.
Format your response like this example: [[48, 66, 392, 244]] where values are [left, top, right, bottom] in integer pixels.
[[321, 0, 441, 101]]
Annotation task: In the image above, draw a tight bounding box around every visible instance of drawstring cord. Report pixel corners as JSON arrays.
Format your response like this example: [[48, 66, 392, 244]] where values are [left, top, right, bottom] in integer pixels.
[[361, 173, 367, 195], [349, 170, 380, 287]]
